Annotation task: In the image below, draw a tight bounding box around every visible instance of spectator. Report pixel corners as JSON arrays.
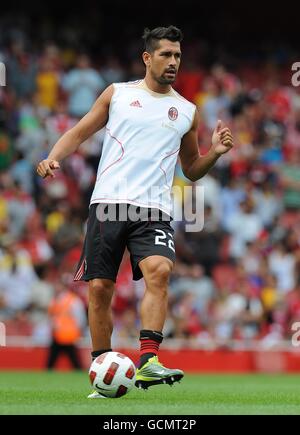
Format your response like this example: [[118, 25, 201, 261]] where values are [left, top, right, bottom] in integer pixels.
[[36, 56, 61, 111], [62, 54, 105, 117], [269, 242, 296, 294], [227, 197, 264, 259], [46, 281, 86, 370], [6, 40, 37, 99], [0, 238, 37, 316]]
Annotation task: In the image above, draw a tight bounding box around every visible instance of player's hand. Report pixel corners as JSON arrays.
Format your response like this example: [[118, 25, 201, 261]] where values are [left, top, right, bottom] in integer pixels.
[[36, 159, 60, 178], [211, 120, 234, 156]]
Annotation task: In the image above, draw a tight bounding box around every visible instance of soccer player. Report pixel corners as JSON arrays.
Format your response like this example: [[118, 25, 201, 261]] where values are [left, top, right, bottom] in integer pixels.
[[37, 26, 234, 398]]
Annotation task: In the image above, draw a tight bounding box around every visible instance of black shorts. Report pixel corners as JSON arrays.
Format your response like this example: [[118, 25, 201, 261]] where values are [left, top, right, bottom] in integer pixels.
[[74, 203, 176, 282]]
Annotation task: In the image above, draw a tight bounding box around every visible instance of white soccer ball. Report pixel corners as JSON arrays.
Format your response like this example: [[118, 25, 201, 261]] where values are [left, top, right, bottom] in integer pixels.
[[89, 351, 136, 398]]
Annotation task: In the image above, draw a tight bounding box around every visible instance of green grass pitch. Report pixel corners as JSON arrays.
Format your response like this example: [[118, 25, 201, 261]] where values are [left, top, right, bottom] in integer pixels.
[[1, 371, 300, 415]]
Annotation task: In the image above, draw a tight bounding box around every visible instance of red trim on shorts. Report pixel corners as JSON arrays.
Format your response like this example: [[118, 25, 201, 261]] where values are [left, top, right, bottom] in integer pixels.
[[74, 258, 86, 281]]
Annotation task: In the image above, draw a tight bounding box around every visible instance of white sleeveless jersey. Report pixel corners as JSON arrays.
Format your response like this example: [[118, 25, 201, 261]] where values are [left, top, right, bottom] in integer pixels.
[[90, 80, 196, 216]]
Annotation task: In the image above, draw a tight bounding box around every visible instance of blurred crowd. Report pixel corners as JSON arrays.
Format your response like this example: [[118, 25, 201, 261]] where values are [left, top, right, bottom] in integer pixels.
[[1, 28, 300, 350]]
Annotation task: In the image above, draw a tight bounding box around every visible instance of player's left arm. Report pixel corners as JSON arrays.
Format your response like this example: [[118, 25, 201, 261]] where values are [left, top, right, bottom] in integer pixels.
[[179, 108, 234, 182]]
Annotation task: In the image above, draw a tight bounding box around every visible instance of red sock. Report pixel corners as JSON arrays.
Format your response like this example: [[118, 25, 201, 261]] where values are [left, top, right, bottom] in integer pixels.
[[140, 338, 160, 356], [138, 330, 163, 368]]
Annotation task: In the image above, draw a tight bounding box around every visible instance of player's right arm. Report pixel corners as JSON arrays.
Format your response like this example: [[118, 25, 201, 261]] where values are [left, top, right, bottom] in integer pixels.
[[36, 85, 114, 178]]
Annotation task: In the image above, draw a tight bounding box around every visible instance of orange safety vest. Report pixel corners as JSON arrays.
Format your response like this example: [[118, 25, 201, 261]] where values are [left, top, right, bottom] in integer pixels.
[[49, 292, 81, 345]]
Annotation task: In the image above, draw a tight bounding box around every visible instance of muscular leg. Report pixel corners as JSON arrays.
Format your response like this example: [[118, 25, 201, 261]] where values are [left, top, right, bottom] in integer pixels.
[[135, 255, 183, 388], [138, 255, 173, 331], [88, 278, 115, 351]]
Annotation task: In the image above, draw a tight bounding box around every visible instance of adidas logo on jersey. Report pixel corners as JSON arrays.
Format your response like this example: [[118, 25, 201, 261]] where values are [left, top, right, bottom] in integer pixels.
[[130, 100, 142, 108]]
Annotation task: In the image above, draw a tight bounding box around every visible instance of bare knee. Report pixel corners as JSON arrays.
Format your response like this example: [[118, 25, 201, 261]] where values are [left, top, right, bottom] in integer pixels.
[[144, 259, 173, 289], [88, 279, 114, 309]]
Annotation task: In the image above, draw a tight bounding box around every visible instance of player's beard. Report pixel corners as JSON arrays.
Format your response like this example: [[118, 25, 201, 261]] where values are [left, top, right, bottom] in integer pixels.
[[156, 73, 177, 85]]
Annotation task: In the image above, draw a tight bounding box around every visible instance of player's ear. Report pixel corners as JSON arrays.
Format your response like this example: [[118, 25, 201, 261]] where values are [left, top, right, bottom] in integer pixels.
[[142, 51, 151, 66]]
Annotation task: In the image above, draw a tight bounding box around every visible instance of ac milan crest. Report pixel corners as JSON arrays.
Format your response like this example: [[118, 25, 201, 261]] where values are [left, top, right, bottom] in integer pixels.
[[168, 107, 178, 121]]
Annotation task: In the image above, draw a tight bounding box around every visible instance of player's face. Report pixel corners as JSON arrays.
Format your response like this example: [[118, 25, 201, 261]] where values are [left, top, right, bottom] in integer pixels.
[[149, 40, 181, 85]]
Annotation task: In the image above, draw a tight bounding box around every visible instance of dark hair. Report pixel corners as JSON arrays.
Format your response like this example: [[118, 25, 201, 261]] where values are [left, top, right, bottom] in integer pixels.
[[142, 25, 183, 53]]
